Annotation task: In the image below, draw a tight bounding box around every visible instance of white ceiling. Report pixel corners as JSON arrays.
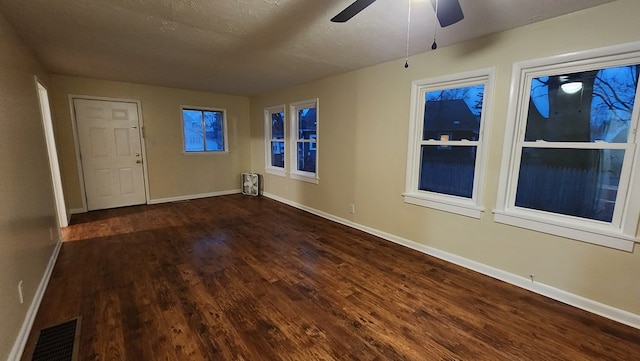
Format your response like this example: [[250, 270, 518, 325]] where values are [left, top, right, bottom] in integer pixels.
[[0, 0, 614, 96]]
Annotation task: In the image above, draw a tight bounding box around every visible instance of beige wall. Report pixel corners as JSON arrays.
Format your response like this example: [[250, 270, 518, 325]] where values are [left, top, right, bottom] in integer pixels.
[[250, 0, 640, 315], [0, 12, 59, 361], [49, 76, 251, 209]]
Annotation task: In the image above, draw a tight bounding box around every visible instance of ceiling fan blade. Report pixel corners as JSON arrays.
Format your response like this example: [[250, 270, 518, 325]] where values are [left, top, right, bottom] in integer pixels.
[[331, 0, 377, 23], [431, 0, 464, 27]]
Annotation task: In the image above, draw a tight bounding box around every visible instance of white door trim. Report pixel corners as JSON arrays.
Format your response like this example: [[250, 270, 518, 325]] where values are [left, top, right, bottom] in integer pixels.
[[35, 77, 68, 227], [69, 95, 150, 212]]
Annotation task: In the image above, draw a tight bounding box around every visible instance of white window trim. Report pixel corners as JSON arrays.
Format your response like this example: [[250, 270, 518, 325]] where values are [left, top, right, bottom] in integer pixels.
[[289, 98, 319, 184], [404, 68, 495, 219], [180, 105, 229, 154], [264, 104, 286, 177], [495, 42, 640, 252]]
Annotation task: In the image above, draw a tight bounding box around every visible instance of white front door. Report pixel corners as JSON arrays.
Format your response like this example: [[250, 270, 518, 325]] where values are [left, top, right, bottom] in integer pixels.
[[74, 99, 146, 211]]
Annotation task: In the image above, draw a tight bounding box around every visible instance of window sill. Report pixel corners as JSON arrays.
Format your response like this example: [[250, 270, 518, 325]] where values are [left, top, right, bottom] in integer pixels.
[[493, 209, 636, 252], [183, 150, 229, 155], [290, 172, 319, 184], [265, 167, 286, 177], [403, 193, 483, 219]]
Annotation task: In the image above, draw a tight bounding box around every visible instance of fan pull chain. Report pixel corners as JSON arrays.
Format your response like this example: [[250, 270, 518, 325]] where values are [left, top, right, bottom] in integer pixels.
[[432, 0, 438, 50], [404, 0, 412, 68]]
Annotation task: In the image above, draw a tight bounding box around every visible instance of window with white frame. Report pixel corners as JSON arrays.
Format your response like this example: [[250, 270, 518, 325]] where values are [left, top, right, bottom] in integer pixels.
[[181, 106, 228, 153], [264, 105, 286, 176], [495, 43, 640, 251], [404, 68, 495, 218], [289, 99, 319, 183]]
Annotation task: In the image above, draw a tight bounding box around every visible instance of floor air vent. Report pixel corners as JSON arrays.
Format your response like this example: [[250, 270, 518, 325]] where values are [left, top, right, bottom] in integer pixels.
[[30, 317, 81, 361]]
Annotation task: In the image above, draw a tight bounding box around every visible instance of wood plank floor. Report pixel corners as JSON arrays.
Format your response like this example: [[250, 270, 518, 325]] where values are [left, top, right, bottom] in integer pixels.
[[22, 195, 640, 360]]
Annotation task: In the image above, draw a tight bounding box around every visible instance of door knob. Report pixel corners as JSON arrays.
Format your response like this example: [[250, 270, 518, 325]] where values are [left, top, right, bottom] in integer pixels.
[[136, 160, 142, 164]]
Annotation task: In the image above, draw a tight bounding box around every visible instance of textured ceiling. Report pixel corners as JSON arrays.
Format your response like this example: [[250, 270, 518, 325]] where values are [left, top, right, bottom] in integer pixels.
[[0, 0, 614, 96]]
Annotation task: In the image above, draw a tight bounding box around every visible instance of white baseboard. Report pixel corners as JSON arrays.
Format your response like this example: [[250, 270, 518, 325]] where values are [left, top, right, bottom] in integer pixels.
[[68, 190, 242, 214], [148, 189, 241, 205], [8, 238, 62, 361], [262, 192, 640, 330]]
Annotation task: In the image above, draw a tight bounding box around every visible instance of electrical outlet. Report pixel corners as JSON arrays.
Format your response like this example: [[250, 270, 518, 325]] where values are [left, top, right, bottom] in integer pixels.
[[348, 204, 355, 214], [18, 281, 24, 304]]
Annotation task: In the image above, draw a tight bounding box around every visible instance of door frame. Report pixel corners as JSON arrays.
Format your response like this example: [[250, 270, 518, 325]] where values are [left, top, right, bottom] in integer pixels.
[[69, 95, 151, 212], [35, 77, 69, 227]]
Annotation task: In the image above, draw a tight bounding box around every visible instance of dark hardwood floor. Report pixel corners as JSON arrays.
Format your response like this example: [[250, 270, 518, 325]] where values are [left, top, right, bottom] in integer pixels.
[[22, 194, 640, 360]]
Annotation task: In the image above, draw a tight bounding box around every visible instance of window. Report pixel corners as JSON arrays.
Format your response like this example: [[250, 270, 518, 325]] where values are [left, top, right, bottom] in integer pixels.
[[404, 68, 495, 218], [289, 99, 319, 183], [181, 107, 228, 153], [495, 43, 640, 251], [265, 105, 286, 176]]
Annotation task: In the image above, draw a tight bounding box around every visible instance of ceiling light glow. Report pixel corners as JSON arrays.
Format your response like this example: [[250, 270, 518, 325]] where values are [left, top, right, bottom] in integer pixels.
[[561, 82, 583, 94]]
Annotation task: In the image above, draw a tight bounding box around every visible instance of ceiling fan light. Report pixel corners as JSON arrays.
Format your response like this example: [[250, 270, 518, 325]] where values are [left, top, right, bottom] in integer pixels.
[[561, 82, 583, 94]]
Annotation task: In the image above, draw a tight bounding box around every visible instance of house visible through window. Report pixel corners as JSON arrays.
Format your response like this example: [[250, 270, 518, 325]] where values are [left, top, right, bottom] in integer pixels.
[[264, 105, 286, 176], [495, 43, 640, 251], [182, 107, 227, 153], [420, 87, 484, 197], [290, 99, 319, 183], [404, 69, 494, 218]]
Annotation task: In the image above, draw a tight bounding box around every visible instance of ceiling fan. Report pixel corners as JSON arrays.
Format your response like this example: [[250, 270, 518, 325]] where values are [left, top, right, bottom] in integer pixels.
[[331, 0, 464, 27]]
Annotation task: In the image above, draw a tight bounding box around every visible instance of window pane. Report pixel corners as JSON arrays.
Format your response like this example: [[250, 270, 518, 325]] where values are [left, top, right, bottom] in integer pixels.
[[183, 109, 204, 152], [271, 112, 284, 139], [423, 85, 484, 141], [418, 145, 477, 198], [526, 65, 638, 142], [204, 111, 224, 151], [297, 142, 316, 173], [271, 141, 285, 168], [298, 108, 317, 140], [515, 148, 624, 222]]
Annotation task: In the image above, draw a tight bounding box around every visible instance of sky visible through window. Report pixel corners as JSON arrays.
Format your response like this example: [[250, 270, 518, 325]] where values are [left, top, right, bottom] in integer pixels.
[[530, 65, 638, 142], [425, 85, 484, 117]]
